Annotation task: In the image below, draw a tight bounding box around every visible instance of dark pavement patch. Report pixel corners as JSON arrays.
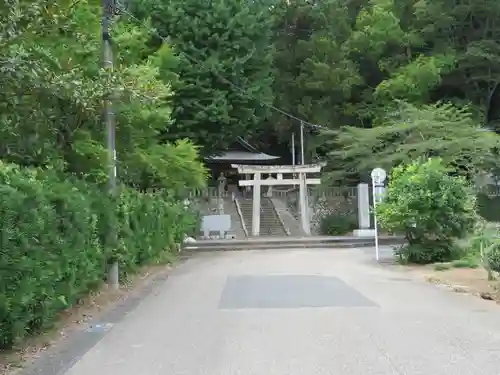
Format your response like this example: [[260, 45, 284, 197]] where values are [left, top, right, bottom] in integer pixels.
[[219, 274, 377, 309]]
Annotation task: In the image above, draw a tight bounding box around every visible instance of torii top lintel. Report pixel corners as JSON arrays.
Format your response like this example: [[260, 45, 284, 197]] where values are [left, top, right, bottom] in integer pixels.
[[231, 163, 326, 174]]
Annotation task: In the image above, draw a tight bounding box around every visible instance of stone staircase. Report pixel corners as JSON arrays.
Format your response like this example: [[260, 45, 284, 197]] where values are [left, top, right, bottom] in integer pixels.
[[237, 198, 253, 235], [237, 197, 287, 237]]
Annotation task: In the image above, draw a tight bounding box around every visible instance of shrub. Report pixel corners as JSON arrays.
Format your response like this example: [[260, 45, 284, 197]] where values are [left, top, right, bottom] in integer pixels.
[[468, 219, 500, 255], [0, 161, 197, 349], [394, 242, 463, 264], [376, 158, 477, 264], [467, 220, 500, 279], [319, 213, 357, 235], [486, 242, 500, 273]]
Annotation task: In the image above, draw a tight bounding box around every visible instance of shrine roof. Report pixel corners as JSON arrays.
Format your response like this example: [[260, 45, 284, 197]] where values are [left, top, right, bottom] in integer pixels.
[[206, 151, 280, 162], [205, 137, 280, 162]]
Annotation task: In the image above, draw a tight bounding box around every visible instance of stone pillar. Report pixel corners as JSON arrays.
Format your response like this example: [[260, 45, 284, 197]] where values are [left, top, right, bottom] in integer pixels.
[[357, 183, 370, 229], [217, 173, 226, 214], [299, 172, 311, 235], [353, 183, 375, 237], [266, 175, 275, 197], [252, 173, 261, 236]]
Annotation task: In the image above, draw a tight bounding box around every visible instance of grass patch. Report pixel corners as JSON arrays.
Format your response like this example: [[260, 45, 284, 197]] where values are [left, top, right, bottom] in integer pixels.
[[432, 256, 479, 271], [451, 258, 479, 269], [434, 263, 451, 271]]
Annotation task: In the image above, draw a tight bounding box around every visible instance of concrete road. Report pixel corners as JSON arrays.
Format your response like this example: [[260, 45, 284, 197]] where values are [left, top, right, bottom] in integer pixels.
[[61, 248, 500, 375]]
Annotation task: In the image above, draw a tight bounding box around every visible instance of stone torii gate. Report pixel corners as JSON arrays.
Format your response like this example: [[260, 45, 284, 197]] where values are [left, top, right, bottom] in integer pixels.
[[232, 164, 325, 236]]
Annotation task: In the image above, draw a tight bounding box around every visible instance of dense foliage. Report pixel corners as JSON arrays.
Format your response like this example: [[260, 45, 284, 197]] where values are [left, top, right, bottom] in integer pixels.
[[269, 0, 500, 169], [124, 0, 500, 174], [326, 101, 500, 182], [486, 242, 500, 274], [130, 0, 275, 155], [3, 0, 500, 349], [0, 161, 198, 349], [376, 158, 477, 264], [469, 220, 500, 277], [0, 0, 206, 190], [0, 0, 206, 349], [319, 213, 357, 236]]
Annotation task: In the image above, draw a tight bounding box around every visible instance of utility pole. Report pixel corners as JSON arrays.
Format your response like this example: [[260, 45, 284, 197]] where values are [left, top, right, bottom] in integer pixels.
[[102, 0, 119, 290], [300, 120, 305, 165], [291, 132, 295, 165]]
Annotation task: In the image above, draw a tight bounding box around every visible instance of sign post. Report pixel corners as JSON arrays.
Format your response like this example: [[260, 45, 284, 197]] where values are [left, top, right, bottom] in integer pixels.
[[370, 168, 387, 261]]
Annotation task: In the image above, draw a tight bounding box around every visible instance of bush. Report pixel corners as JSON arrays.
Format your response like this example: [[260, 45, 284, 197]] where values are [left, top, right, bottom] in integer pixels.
[[319, 213, 357, 235], [376, 158, 477, 264], [486, 242, 500, 273], [0, 162, 197, 349]]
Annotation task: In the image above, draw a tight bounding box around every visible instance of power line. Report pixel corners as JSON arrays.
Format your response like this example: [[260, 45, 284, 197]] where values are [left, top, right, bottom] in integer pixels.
[[118, 7, 327, 131]]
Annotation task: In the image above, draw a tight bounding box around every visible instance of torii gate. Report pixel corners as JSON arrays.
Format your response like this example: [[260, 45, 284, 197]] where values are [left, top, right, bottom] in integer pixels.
[[232, 163, 325, 236]]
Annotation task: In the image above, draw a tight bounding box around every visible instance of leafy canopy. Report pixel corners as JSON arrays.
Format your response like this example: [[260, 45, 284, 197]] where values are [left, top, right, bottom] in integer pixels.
[[0, 0, 206, 192], [268, 0, 500, 165], [325, 101, 500, 182], [130, 0, 275, 155]]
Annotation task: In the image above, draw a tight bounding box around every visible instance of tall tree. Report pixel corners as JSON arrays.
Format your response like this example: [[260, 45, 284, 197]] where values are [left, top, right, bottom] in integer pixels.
[[269, 0, 361, 157], [300, 0, 500, 178], [0, 0, 206, 192], [130, 0, 275, 155], [324, 101, 500, 182]]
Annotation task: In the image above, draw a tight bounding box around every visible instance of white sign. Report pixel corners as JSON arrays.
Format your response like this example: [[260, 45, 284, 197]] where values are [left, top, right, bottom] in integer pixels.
[[201, 214, 231, 238], [370, 168, 386, 185]]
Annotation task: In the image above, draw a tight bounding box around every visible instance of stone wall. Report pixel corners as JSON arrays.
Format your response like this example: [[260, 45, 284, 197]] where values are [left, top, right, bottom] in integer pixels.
[[309, 189, 358, 234], [279, 187, 358, 235]]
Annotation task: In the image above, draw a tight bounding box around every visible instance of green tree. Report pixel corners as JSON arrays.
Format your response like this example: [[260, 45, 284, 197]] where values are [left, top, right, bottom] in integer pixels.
[[377, 158, 477, 264], [130, 0, 275, 155], [342, 0, 500, 125], [269, 0, 361, 158], [0, 0, 207, 349], [0, 0, 206, 191], [325, 101, 500, 182]]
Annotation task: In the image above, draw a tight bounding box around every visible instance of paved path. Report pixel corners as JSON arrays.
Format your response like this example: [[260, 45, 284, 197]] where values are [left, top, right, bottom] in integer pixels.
[[60, 248, 500, 374]]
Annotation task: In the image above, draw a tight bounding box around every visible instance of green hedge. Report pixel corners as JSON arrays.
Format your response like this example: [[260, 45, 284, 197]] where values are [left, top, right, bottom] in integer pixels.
[[0, 162, 197, 349]]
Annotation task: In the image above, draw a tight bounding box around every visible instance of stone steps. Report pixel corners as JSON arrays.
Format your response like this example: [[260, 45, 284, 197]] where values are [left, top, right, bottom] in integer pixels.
[[237, 197, 287, 237], [237, 198, 253, 235], [260, 197, 287, 236]]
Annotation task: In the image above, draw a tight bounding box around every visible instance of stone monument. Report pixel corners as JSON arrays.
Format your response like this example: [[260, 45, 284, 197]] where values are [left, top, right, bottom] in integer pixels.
[[216, 172, 226, 214]]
